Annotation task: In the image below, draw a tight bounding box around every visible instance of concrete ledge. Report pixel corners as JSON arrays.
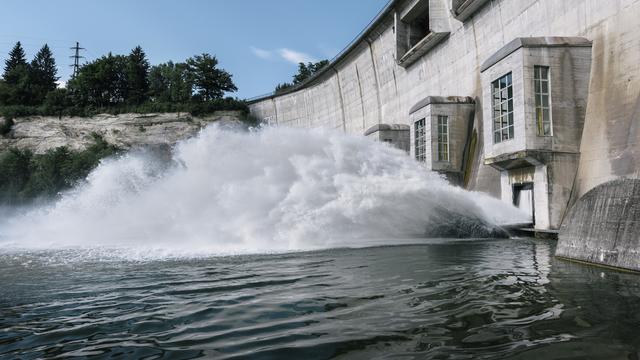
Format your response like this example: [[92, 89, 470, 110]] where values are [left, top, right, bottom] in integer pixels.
[[512, 227, 559, 240], [409, 96, 475, 114], [452, 0, 491, 22], [483, 150, 543, 170], [480, 37, 592, 72], [364, 123, 410, 136], [556, 178, 640, 272], [398, 32, 450, 68]]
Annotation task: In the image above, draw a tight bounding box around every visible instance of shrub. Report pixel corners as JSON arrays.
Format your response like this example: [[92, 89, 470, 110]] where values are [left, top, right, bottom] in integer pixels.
[[43, 88, 72, 118], [0, 118, 14, 136], [0, 148, 33, 204], [0, 135, 120, 204], [0, 105, 40, 119], [0, 98, 249, 119]]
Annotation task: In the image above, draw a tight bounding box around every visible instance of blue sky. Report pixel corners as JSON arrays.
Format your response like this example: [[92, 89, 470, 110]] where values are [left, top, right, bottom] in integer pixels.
[[0, 0, 389, 99]]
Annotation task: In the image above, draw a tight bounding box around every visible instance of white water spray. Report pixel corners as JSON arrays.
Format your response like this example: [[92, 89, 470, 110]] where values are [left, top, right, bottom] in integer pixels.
[[0, 123, 528, 256]]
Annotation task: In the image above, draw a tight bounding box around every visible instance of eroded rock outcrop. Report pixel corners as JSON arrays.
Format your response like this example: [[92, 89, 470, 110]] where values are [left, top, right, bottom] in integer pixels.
[[0, 111, 245, 154]]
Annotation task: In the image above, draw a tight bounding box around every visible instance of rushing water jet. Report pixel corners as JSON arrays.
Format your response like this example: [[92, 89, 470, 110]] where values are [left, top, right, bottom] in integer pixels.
[[0, 122, 528, 256]]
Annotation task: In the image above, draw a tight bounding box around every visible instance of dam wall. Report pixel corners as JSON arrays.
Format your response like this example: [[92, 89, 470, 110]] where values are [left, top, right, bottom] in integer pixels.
[[248, 0, 640, 270], [556, 179, 640, 271], [250, 0, 639, 197]]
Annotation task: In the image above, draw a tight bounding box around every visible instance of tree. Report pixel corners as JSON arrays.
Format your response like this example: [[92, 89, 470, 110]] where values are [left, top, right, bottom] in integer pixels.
[[275, 82, 293, 94], [0, 80, 10, 105], [148, 61, 194, 103], [0, 148, 32, 203], [186, 53, 237, 101], [2, 42, 31, 105], [274, 59, 329, 93], [293, 60, 329, 84], [67, 53, 129, 106], [127, 46, 150, 104], [3, 42, 27, 85], [30, 44, 59, 104], [43, 88, 72, 118]]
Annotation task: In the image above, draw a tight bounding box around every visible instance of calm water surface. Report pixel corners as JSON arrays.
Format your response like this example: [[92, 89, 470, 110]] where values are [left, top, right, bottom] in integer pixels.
[[2, 238, 640, 359]]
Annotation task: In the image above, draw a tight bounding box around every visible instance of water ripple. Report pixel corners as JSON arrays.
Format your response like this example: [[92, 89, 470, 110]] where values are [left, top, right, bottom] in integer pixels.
[[3, 239, 640, 359]]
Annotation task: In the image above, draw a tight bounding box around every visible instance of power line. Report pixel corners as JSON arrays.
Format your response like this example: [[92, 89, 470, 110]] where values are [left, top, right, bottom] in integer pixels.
[[69, 41, 85, 77]]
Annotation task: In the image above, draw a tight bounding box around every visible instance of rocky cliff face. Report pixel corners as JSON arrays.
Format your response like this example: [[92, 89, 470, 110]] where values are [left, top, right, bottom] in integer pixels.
[[0, 111, 245, 154]]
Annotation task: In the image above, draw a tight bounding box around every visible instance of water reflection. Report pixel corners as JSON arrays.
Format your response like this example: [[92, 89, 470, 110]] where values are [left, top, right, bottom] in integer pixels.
[[1, 239, 640, 359]]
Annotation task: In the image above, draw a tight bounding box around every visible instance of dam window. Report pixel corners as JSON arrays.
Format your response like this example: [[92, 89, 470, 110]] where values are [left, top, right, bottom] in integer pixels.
[[437, 116, 449, 162], [491, 72, 514, 144], [406, 10, 430, 49], [534, 66, 552, 136], [414, 118, 426, 162]]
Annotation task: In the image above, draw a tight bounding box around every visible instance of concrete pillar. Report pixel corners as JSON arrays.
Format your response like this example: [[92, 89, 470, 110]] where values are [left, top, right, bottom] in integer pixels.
[[534, 165, 551, 230]]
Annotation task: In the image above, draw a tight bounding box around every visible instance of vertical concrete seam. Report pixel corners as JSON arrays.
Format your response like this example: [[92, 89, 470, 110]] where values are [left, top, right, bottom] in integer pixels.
[[355, 64, 367, 132], [272, 98, 279, 126], [333, 67, 347, 133], [392, 68, 399, 95], [304, 90, 311, 128], [610, 180, 633, 251], [366, 38, 384, 125]]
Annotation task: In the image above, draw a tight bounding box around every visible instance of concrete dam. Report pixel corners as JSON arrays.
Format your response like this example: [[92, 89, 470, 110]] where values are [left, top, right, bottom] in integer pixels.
[[247, 0, 640, 271]]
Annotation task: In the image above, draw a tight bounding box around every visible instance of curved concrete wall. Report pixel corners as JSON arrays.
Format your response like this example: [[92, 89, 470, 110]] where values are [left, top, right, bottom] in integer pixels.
[[556, 179, 640, 271], [249, 0, 640, 204]]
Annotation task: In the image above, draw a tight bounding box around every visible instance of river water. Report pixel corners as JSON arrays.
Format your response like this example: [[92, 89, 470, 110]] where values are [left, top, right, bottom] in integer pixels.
[[2, 125, 638, 358], [2, 238, 640, 359]]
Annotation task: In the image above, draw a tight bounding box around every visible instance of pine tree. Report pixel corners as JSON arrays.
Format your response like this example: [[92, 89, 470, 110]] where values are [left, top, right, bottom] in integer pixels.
[[30, 44, 59, 104], [3, 42, 28, 85], [127, 46, 150, 104], [275, 59, 328, 93], [292, 60, 328, 84]]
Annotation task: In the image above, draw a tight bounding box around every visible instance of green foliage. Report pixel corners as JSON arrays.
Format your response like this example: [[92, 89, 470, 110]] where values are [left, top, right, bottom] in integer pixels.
[[186, 54, 237, 101], [3, 42, 27, 85], [43, 88, 72, 117], [0, 80, 10, 104], [1, 42, 61, 106], [0, 117, 14, 136], [30, 44, 59, 104], [2, 42, 32, 105], [293, 60, 329, 84], [0, 148, 32, 203], [68, 49, 238, 106], [127, 46, 150, 105], [275, 82, 293, 94], [0, 97, 248, 119], [2, 64, 31, 105], [67, 53, 129, 107], [0, 105, 36, 119], [0, 42, 243, 117], [275, 59, 329, 93], [0, 135, 119, 204], [148, 61, 194, 103]]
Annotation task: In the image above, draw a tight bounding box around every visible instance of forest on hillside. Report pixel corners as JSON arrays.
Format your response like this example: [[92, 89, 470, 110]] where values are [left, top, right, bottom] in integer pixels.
[[0, 41, 246, 124]]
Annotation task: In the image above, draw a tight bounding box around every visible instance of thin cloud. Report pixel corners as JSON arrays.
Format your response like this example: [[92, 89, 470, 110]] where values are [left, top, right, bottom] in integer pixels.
[[317, 43, 339, 59], [278, 48, 317, 64], [250, 46, 273, 60], [251, 46, 318, 64]]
